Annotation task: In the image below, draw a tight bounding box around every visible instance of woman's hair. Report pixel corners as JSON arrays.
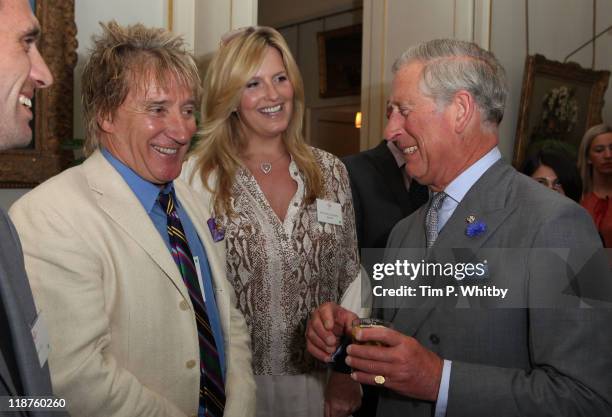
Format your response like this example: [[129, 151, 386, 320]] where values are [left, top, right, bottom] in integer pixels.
[[189, 26, 322, 216], [521, 148, 582, 203], [578, 123, 612, 194]]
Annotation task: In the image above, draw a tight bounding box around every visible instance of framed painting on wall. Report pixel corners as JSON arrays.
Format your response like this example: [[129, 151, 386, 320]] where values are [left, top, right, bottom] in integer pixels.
[[513, 54, 610, 167], [0, 0, 77, 187], [317, 24, 362, 98]]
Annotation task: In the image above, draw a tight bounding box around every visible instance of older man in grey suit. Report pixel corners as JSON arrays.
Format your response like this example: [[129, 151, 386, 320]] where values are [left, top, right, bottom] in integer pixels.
[[0, 0, 64, 415], [306, 39, 612, 417]]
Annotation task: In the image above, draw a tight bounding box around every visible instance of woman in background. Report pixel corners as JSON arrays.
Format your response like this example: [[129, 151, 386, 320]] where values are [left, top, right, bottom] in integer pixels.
[[520, 148, 582, 203], [182, 26, 365, 417], [578, 123, 612, 247]]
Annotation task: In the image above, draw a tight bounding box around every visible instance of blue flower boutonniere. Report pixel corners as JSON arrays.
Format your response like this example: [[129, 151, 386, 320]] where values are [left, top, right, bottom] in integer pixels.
[[465, 215, 487, 238], [207, 217, 225, 242]]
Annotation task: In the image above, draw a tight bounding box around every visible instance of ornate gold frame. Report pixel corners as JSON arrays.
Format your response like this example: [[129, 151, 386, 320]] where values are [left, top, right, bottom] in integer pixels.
[[513, 54, 610, 168], [0, 0, 77, 188]]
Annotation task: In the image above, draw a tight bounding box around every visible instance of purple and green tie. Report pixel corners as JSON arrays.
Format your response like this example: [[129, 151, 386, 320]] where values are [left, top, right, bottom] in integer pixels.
[[158, 192, 226, 417]]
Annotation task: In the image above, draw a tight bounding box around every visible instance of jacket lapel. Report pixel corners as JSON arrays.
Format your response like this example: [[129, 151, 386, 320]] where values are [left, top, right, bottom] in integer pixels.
[[84, 151, 189, 302], [394, 161, 518, 335], [435, 161, 516, 251], [174, 179, 230, 331], [174, 180, 226, 291]]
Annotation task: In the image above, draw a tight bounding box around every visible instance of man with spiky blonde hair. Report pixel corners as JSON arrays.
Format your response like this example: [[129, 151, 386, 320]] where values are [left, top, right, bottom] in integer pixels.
[[10, 21, 255, 417]]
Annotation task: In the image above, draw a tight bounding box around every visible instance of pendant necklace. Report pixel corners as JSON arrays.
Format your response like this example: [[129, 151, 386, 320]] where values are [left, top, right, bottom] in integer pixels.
[[256, 153, 286, 175]]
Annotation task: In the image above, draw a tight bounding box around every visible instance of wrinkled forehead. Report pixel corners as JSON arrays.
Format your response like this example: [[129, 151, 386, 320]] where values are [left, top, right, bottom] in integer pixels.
[[389, 61, 425, 101], [125, 67, 196, 103], [125, 52, 197, 97]]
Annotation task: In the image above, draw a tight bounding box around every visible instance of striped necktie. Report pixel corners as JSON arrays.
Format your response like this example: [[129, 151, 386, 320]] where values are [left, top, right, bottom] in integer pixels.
[[158, 192, 226, 417]]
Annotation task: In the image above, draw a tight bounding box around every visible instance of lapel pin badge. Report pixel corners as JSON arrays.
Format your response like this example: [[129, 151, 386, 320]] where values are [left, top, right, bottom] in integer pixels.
[[465, 215, 487, 238], [207, 217, 225, 242]]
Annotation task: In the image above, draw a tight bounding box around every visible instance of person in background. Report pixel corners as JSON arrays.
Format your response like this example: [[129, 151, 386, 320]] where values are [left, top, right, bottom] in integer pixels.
[[343, 140, 429, 250], [520, 147, 582, 203], [0, 1, 65, 415], [9, 21, 255, 417], [182, 26, 368, 417], [578, 123, 612, 247]]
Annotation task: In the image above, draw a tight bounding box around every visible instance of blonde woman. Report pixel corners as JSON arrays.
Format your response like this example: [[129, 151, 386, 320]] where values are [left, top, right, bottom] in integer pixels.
[[182, 26, 367, 417], [578, 123, 612, 247]]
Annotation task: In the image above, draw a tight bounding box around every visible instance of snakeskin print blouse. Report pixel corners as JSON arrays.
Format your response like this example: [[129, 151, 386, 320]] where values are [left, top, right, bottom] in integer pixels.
[[219, 148, 359, 375]]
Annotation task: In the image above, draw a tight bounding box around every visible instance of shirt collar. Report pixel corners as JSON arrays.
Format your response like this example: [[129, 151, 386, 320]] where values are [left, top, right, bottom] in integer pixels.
[[443, 147, 502, 205], [101, 147, 175, 213]]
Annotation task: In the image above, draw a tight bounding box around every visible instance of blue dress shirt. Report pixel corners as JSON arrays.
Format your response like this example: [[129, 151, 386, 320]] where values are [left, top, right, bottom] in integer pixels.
[[101, 149, 227, 382], [433, 146, 501, 417]]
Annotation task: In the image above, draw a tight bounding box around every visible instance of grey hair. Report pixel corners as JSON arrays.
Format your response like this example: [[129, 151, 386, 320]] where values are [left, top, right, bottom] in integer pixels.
[[392, 39, 508, 125]]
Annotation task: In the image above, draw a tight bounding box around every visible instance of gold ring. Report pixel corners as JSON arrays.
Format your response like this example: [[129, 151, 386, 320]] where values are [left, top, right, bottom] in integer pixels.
[[374, 375, 386, 385]]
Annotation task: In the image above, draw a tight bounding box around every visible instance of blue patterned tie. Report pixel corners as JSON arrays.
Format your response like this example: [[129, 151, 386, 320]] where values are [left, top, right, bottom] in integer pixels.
[[158, 192, 226, 417]]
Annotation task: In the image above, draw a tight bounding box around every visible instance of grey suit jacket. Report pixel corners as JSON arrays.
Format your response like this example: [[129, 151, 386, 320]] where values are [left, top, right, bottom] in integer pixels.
[[0, 209, 65, 417], [378, 160, 612, 417]]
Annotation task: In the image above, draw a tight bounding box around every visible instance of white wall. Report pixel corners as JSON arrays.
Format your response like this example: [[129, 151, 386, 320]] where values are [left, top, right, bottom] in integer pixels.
[[362, 0, 486, 150], [361, 0, 612, 159], [190, 0, 258, 59], [73, 0, 167, 141]]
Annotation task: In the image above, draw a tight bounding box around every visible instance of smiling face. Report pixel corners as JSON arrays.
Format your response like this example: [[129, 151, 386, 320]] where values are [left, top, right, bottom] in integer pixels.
[[384, 61, 464, 190], [0, 0, 53, 150], [100, 74, 197, 185], [237, 46, 294, 143], [588, 132, 612, 177]]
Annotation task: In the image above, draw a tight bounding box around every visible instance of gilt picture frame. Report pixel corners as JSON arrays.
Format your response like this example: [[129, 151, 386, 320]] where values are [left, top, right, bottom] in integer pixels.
[[0, 0, 77, 188], [513, 54, 610, 167]]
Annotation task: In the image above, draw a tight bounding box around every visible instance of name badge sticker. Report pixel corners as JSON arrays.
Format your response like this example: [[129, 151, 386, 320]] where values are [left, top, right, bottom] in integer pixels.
[[316, 199, 343, 226], [193, 256, 206, 302], [31, 312, 50, 368]]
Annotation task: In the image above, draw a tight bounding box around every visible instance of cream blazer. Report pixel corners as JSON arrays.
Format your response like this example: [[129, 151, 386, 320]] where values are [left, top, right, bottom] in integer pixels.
[[9, 151, 255, 417]]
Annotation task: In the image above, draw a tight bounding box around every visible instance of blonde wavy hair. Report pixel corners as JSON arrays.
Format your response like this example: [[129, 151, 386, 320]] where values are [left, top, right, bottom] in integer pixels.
[[189, 26, 322, 217], [577, 123, 612, 194]]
